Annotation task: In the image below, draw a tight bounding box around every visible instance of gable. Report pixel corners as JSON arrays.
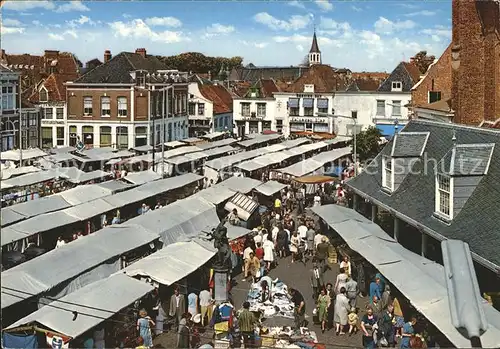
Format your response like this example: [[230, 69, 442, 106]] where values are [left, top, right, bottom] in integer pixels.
[[378, 62, 419, 92]]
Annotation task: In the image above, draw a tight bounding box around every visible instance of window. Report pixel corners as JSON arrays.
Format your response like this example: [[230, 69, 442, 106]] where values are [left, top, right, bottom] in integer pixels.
[[391, 100, 401, 116], [83, 96, 93, 116], [56, 127, 64, 146], [351, 110, 358, 119], [1, 85, 15, 110], [429, 91, 442, 104], [382, 156, 393, 191], [376, 100, 385, 116], [41, 127, 53, 148], [44, 108, 53, 119], [391, 81, 402, 91], [69, 125, 77, 146], [304, 107, 314, 116], [257, 103, 266, 117], [188, 103, 196, 115], [241, 102, 251, 117], [21, 115, 27, 127], [436, 174, 452, 218], [116, 97, 127, 117], [135, 126, 147, 147], [116, 126, 128, 149], [29, 114, 37, 126], [289, 107, 299, 116], [198, 103, 205, 116], [276, 119, 283, 133], [100, 126, 112, 147], [101, 96, 111, 117], [39, 87, 48, 102], [56, 107, 64, 119], [82, 125, 94, 145]]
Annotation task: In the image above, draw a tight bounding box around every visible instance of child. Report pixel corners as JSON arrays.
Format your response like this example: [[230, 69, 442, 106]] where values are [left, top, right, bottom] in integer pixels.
[[348, 307, 359, 336]]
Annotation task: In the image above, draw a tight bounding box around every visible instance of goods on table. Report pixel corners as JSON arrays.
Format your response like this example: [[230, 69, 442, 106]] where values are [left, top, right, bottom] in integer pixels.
[[247, 279, 295, 318], [259, 326, 318, 348]]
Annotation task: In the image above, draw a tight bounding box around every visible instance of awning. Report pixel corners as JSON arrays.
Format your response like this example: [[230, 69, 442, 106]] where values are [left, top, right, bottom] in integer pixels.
[[277, 147, 351, 177], [192, 185, 237, 205], [1, 224, 159, 309], [317, 98, 329, 109], [225, 223, 251, 240], [218, 176, 262, 194], [293, 175, 336, 184], [376, 123, 403, 137], [1, 166, 41, 180], [201, 132, 225, 140], [288, 98, 299, 108], [122, 240, 216, 286], [302, 98, 314, 108], [236, 134, 282, 148], [2, 195, 71, 223], [224, 192, 259, 221], [1, 148, 47, 161], [196, 138, 237, 150], [254, 181, 287, 196], [6, 274, 154, 338], [311, 204, 500, 348], [123, 170, 162, 185]]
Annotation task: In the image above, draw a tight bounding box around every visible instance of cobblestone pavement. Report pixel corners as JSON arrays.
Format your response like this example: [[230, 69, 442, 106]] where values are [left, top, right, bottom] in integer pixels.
[[154, 254, 368, 349]]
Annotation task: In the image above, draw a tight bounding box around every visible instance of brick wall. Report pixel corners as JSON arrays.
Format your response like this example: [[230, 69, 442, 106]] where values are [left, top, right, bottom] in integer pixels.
[[67, 88, 134, 121], [411, 44, 452, 108], [452, 0, 500, 125]]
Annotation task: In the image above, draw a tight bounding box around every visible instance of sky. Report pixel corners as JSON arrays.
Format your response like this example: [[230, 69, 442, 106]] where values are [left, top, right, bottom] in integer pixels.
[[1, 0, 452, 72]]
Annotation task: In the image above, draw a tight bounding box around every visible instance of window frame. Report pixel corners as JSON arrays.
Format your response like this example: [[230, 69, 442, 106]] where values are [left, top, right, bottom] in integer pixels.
[[382, 156, 394, 191], [197, 103, 205, 116], [56, 107, 64, 120], [435, 174, 453, 219], [83, 96, 93, 116], [188, 103, 196, 116], [391, 100, 401, 116], [39, 86, 48, 103], [44, 107, 53, 120], [391, 81, 402, 92], [428, 91, 442, 104], [117, 96, 128, 117], [376, 100, 385, 116], [100, 96, 111, 117], [56, 126, 65, 146], [99, 126, 112, 147], [241, 102, 251, 117], [257, 103, 266, 117]]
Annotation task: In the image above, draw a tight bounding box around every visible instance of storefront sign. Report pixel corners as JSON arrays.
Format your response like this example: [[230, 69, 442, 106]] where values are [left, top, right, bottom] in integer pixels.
[[41, 120, 65, 125], [290, 117, 328, 123], [46, 333, 70, 349]]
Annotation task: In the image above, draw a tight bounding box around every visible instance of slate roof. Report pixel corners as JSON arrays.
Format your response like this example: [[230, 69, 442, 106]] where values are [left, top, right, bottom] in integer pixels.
[[347, 120, 500, 268], [286, 64, 349, 93], [228, 65, 308, 83], [309, 32, 321, 53], [74, 52, 169, 84], [378, 61, 421, 92], [199, 83, 233, 114], [438, 144, 495, 176], [391, 132, 430, 158], [243, 79, 280, 98]]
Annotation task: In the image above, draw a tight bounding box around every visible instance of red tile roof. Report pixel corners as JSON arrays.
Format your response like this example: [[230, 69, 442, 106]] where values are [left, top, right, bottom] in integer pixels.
[[287, 64, 349, 93], [402, 62, 422, 84], [28, 73, 78, 103], [231, 81, 252, 98], [259, 79, 280, 97], [352, 72, 389, 80], [199, 83, 233, 114]]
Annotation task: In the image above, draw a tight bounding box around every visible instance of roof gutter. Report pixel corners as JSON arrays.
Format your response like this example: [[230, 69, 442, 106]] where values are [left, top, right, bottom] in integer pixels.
[[347, 184, 500, 273]]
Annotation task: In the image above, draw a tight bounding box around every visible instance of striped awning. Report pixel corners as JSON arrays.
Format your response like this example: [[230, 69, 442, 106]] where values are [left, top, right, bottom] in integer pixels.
[[303, 98, 314, 108], [317, 98, 329, 109], [288, 98, 299, 108]]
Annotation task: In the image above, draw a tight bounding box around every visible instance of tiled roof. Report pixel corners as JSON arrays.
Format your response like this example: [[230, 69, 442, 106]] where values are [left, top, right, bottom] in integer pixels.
[[416, 98, 454, 113], [74, 52, 168, 84], [352, 72, 389, 80], [378, 61, 421, 92], [231, 81, 252, 97], [438, 143, 495, 176], [391, 132, 430, 158], [29, 73, 78, 103], [243, 79, 280, 98], [228, 66, 308, 82], [199, 84, 233, 114], [345, 78, 382, 91], [286, 64, 348, 93], [347, 120, 500, 268]]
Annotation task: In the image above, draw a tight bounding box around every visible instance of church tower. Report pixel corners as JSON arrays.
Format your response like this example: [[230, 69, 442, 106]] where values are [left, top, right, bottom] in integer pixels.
[[308, 30, 321, 66]]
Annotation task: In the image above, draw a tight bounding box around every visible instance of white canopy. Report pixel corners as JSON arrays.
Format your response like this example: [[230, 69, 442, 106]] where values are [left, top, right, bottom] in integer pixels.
[[1, 148, 47, 161], [311, 204, 500, 348], [123, 170, 162, 185], [123, 240, 216, 286], [277, 147, 351, 177], [196, 138, 237, 150], [237, 134, 282, 148], [254, 180, 288, 196], [1, 224, 159, 309], [2, 195, 71, 225], [192, 185, 237, 205], [7, 274, 154, 338]]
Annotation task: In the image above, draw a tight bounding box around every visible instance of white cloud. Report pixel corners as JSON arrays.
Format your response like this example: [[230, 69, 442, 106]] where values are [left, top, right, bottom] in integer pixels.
[[32, 20, 41, 26], [405, 10, 436, 17], [288, 1, 306, 10], [296, 44, 304, 52], [3, 18, 23, 26], [123, 14, 132, 19], [273, 34, 310, 43], [351, 6, 362, 12], [315, 0, 334, 12], [421, 26, 451, 40], [374, 17, 415, 34], [431, 35, 441, 42], [64, 30, 78, 38], [253, 12, 311, 31], [240, 40, 268, 49], [320, 17, 351, 32], [145, 17, 182, 27], [67, 15, 94, 28], [55, 1, 90, 13], [202, 23, 235, 39], [109, 19, 189, 43], [2, 26, 25, 34], [48, 33, 65, 41], [2, 0, 55, 11]]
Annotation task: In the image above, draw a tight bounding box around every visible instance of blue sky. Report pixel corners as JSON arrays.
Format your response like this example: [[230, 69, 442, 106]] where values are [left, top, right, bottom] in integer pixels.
[[1, 0, 452, 72]]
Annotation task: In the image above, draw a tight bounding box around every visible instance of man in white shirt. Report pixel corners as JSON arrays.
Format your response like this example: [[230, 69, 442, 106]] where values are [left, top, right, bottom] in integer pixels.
[[298, 224, 308, 240], [55, 236, 66, 248], [243, 245, 254, 280], [314, 232, 324, 249], [253, 232, 263, 245], [199, 289, 213, 326]]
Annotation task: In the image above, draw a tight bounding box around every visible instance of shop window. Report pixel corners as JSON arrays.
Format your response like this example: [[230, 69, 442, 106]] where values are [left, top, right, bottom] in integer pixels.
[[135, 126, 147, 147], [82, 125, 94, 145], [116, 126, 128, 149], [100, 126, 112, 147], [44, 108, 53, 119], [56, 107, 64, 120], [56, 127, 64, 146], [41, 127, 53, 148], [69, 125, 77, 146]]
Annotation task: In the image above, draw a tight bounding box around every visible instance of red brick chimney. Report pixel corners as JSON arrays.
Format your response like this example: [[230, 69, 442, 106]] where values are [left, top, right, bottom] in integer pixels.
[[104, 50, 112, 63], [135, 48, 147, 58]]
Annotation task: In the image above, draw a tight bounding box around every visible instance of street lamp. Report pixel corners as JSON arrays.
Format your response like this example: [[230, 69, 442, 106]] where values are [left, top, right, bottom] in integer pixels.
[[317, 112, 357, 175]]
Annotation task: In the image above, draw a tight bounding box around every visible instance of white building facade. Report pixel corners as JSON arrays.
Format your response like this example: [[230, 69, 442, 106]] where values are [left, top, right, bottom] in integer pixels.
[[232, 97, 276, 136], [188, 81, 214, 136]]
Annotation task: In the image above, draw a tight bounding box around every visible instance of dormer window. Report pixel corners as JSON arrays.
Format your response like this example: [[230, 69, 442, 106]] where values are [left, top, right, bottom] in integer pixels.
[[136, 71, 146, 86], [39, 86, 48, 102], [391, 81, 402, 92], [382, 156, 394, 191], [304, 84, 314, 93], [435, 174, 452, 218]]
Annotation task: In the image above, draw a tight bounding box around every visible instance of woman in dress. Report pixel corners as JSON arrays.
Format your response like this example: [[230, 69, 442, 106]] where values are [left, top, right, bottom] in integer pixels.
[[334, 287, 350, 335], [317, 288, 331, 333], [289, 231, 300, 263], [137, 309, 155, 348], [339, 256, 352, 277], [334, 268, 349, 294], [262, 238, 275, 271]]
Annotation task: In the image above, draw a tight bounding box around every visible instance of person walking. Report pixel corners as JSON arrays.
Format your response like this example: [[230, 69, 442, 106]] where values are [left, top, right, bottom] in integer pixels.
[[345, 276, 359, 308], [310, 261, 324, 300], [315, 237, 330, 272], [306, 224, 316, 257], [198, 289, 213, 327], [334, 287, 350, 335], [262, 238, 274, 271], [361, 307, 378, 349], [177, 312, 192, 349], [238, 301, 257, 348], [289, 288, 306, 328], [334, 267, 348, 294], [137, 309, 155, 348], [317, 288, 330, 333], [169, 288, 186, 329]]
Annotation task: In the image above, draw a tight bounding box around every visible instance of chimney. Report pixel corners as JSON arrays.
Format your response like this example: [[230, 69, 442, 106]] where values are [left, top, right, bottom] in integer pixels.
[[135, 48, 147, 58], [104, 50, 112, 63]]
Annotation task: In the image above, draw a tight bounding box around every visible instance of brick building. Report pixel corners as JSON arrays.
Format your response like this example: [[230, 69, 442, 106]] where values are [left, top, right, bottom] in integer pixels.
[[66, 49, 189, 149], [412, 0, 500, 125]]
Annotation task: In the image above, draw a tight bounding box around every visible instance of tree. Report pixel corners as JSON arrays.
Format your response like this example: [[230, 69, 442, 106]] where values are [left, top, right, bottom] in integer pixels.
[[411, 51, 436, 74], [354, 126, 383, 161], [300, 55, 309, 66]]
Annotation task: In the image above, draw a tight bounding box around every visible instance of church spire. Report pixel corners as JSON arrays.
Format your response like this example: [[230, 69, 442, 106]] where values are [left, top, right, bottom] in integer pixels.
[[308, 30, 321, 66]]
